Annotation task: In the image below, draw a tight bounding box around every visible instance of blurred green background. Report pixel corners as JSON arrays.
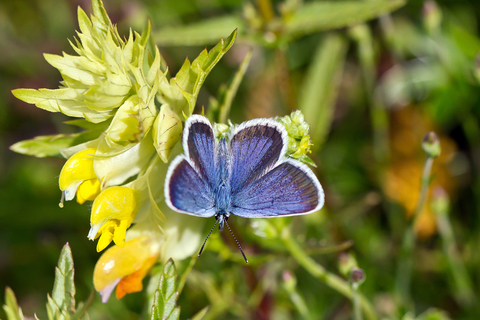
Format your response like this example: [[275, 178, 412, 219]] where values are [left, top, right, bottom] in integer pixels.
[[1, 0, 480, 319]]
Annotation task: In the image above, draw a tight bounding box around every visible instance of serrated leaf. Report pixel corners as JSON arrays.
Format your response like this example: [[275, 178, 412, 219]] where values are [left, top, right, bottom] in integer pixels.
[[155, 16, 244, 46], [299, 34, 348, 149], [3, 288, 25, 320], [150, 259, 180, 320], [189, 306, 210, 320], [48, 243, 76, 318], [10, 134, 80, 158], [285, 0, 405, 40]]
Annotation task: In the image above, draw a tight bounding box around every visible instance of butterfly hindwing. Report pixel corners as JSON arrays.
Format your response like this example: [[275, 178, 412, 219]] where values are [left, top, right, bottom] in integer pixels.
[[164, 156, 215, 217], [229, 119, 287, 193], [230, 159, 324, 218]]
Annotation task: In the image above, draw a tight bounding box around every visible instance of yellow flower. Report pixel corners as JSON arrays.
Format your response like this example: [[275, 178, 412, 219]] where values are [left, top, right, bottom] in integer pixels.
[[59, 148, 101, 205], [88, 186, 138, 251], [76, 178, 101, 204], [93, 235, 160, 303]]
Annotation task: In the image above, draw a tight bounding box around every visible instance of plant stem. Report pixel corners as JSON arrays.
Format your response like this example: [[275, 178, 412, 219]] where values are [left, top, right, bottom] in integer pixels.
[[394, 156, 435, 308], [256, 0, 275, 22], [433, 195, 475, 308], [352, 283, 364, 320], [281, 229, 378, 320], [177, 254, 198, 296]]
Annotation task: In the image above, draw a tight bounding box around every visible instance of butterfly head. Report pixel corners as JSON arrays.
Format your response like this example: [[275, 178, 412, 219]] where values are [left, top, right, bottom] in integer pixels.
[[215, 212, 229, 231]]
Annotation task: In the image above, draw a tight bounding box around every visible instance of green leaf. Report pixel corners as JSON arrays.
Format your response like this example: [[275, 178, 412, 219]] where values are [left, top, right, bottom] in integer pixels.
[[285, 0, 406, 40], [190, 306, 210, 320], [299, 34, 348, 149], [10, 134, 81, 158], [160, 29, 237, 117], [47, 243, 76, 319], [415, 308, 452, 320], [150, 259, 180, 320], [3, 288, 25, 320], [155, 16, 244, 46]]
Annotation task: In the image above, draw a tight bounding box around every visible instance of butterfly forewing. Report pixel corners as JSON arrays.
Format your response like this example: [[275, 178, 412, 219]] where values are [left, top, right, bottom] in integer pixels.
[[165, 115, 217, 217], [229, 119, 287, 193], [184, 115, 216, 188], [230, 159, 324, 218]]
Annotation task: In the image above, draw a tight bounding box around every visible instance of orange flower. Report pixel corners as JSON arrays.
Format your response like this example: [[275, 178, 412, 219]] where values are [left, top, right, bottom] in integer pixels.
[[93, 235, 160, 302]]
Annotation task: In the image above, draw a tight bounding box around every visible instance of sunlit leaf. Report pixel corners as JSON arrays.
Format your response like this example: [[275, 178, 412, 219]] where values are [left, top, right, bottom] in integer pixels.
[[10, 134, 81, 158], [3, 288, 25, 320], [47, 243, 76, 318]]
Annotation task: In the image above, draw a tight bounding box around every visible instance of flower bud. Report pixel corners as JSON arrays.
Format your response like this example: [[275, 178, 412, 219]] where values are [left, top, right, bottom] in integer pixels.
[[422, 131, 441, 158], [153, 104, 183, 163], [423, 1, 442, 35]]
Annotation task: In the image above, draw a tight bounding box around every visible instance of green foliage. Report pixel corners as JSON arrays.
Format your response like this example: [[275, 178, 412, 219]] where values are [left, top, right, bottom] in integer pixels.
[[159, 29, 238, 117], [3, 288, 25, 320], [150, 259, 208, 320], [299, 34, 348, 149], [3, 244, 94, 320], [10, 134, 81, 158], [284, 0, 406, 40], [151, 259, 180, 320], [4, 0, 480, 320]]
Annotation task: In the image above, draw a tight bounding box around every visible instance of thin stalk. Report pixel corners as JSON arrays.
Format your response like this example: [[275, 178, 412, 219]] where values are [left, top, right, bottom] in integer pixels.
[[352, 283, 364, 320], [433, 192, 475, 308], [177, 254, 198, 296], [288, 290, 311, 320], [281, 229, 377, 320], [218, 50, 252, 124], [394, 156, 435, 308]]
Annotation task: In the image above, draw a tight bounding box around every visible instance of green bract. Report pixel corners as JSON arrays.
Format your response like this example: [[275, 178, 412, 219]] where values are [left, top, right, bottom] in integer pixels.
[[13, 1, 157, 125]]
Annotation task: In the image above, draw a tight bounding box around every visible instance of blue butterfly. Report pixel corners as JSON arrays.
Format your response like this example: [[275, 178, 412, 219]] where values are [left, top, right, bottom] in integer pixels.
[[164, 115, 324, 262]]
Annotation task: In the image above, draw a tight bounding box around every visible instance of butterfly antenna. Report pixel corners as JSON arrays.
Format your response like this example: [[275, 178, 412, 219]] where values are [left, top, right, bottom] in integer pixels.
[[198, 219, 218, 257], [224, 219, 249, 264]]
